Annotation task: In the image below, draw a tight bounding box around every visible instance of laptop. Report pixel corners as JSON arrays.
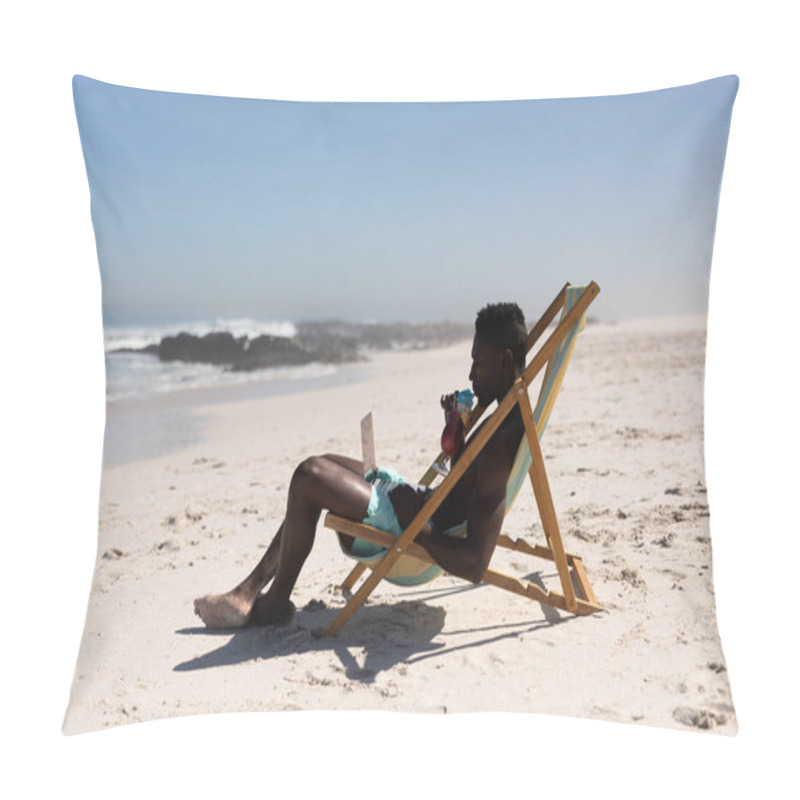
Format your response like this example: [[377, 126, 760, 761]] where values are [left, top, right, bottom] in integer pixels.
[[360, 411, 430, 496], [360, 411, 377, 476]]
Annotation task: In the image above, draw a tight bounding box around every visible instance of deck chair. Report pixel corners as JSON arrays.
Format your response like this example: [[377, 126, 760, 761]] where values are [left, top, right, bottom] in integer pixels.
[[323, 281, 602, 636]]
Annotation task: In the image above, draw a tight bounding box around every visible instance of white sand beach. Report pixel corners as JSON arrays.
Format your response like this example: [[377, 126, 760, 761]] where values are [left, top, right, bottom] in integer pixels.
[[63, 315, 736, 735]]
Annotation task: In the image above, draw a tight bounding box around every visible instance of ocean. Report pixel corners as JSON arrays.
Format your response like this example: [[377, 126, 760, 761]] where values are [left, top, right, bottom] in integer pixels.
[[103, 318, 361, 467], [101, 317, 471, 467], [104, 318, 333, 402]]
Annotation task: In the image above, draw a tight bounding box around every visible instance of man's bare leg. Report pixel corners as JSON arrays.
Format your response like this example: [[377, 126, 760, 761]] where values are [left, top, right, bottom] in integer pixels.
[[195, 454, 369, 628], [250, 454, 370, 625], [193, 524, 284, 628]]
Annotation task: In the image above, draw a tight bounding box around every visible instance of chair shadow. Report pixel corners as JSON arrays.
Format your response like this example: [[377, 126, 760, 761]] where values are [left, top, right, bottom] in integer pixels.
[[174, 600, 446, 680], [174, 581, 570, 682]]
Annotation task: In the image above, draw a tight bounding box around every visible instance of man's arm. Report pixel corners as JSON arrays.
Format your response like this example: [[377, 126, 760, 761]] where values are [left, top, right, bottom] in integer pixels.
[[387, 477, 500, 583], [416, 438, 511, 584]]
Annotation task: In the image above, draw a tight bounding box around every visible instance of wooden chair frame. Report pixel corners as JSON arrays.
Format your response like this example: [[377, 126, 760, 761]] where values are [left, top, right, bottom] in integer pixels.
[[323, 281, 602, 636]]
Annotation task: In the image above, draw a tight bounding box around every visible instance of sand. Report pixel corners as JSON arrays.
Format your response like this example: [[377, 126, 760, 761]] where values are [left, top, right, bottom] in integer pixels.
[[62, 316, 736, 735]]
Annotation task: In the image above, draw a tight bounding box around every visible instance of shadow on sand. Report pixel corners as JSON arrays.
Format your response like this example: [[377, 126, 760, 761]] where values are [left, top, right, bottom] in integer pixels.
[[174, 581, 571, 684]]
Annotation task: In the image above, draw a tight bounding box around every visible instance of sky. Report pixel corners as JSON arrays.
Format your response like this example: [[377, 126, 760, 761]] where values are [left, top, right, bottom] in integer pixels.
[[73, 74, 738, 326]]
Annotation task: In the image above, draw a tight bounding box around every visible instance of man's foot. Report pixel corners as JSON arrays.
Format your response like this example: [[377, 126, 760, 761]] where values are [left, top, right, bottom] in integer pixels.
[[194, 591, 253, 629], [249, 595, 296, 627]]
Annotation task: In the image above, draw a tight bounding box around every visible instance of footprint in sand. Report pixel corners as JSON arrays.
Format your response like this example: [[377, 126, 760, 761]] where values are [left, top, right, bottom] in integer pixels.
[[616, 426, 650, 440], [619, 568, 647, 590], [679, 501, 710, 518], [192, 457, 226, 470], [155, 539, 181, 553], [653, 533, 676, 548], [672, 705, 728, 730]]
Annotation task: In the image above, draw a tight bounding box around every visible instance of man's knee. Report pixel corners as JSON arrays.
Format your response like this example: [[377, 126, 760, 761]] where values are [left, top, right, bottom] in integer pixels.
[[290, 455, 326, 497]]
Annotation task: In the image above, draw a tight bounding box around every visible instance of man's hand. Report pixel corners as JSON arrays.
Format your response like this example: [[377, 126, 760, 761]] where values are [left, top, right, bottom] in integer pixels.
[[440, 391, 458, 421], [388, 483, 429, 531]]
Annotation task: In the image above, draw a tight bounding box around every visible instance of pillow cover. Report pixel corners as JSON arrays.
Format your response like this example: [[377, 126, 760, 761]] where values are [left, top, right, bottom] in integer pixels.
[[65, 75, 738, 735]]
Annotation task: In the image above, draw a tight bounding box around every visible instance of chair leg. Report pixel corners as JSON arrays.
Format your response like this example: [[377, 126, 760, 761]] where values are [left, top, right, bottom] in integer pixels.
[[325, 563, 387, 636], [516, 388, 578, 613], [339, 562, 367, 592]]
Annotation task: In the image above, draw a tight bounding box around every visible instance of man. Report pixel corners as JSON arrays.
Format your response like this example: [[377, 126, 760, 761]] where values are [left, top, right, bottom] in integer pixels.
[[194, 302, 527, 628]]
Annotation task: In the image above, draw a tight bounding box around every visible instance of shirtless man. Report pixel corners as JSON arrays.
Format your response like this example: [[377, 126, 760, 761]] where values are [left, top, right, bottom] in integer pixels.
[[194, 302, 527, 628]]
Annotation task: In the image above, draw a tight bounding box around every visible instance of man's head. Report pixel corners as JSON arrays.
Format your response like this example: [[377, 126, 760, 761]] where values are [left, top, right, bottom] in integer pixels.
[[470, 302, 527, 405]]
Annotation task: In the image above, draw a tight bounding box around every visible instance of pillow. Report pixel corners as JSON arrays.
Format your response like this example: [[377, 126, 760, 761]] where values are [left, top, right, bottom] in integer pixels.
[[65, 74, 738, 735]]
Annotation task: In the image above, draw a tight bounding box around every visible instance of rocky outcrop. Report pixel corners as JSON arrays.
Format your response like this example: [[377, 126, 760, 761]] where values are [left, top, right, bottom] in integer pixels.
[[230, 335, 314, 371], [109, 320, 473, 372], [158, 332, 245, 365]]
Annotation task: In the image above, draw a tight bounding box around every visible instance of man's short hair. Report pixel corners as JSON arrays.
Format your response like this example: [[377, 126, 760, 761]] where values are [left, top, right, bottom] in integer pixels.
[[475, 302, 527, 371]]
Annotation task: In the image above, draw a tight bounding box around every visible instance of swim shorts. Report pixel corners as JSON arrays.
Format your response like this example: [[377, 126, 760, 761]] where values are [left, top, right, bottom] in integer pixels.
[[338, 465, 443, 587], [346, 466, 430, 558]]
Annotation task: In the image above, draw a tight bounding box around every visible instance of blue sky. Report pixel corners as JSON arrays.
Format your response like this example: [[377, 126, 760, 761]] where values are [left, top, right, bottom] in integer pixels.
[[74, 75, 738, 326]]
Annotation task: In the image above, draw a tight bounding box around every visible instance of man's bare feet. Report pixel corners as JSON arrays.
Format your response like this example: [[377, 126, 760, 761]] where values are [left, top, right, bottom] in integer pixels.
[[194, 591, 253, 629], [250, 595, 296, 627]]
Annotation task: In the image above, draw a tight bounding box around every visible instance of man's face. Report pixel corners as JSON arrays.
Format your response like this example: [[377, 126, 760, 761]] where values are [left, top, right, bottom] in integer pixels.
[[469, 333, 507, 406]]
